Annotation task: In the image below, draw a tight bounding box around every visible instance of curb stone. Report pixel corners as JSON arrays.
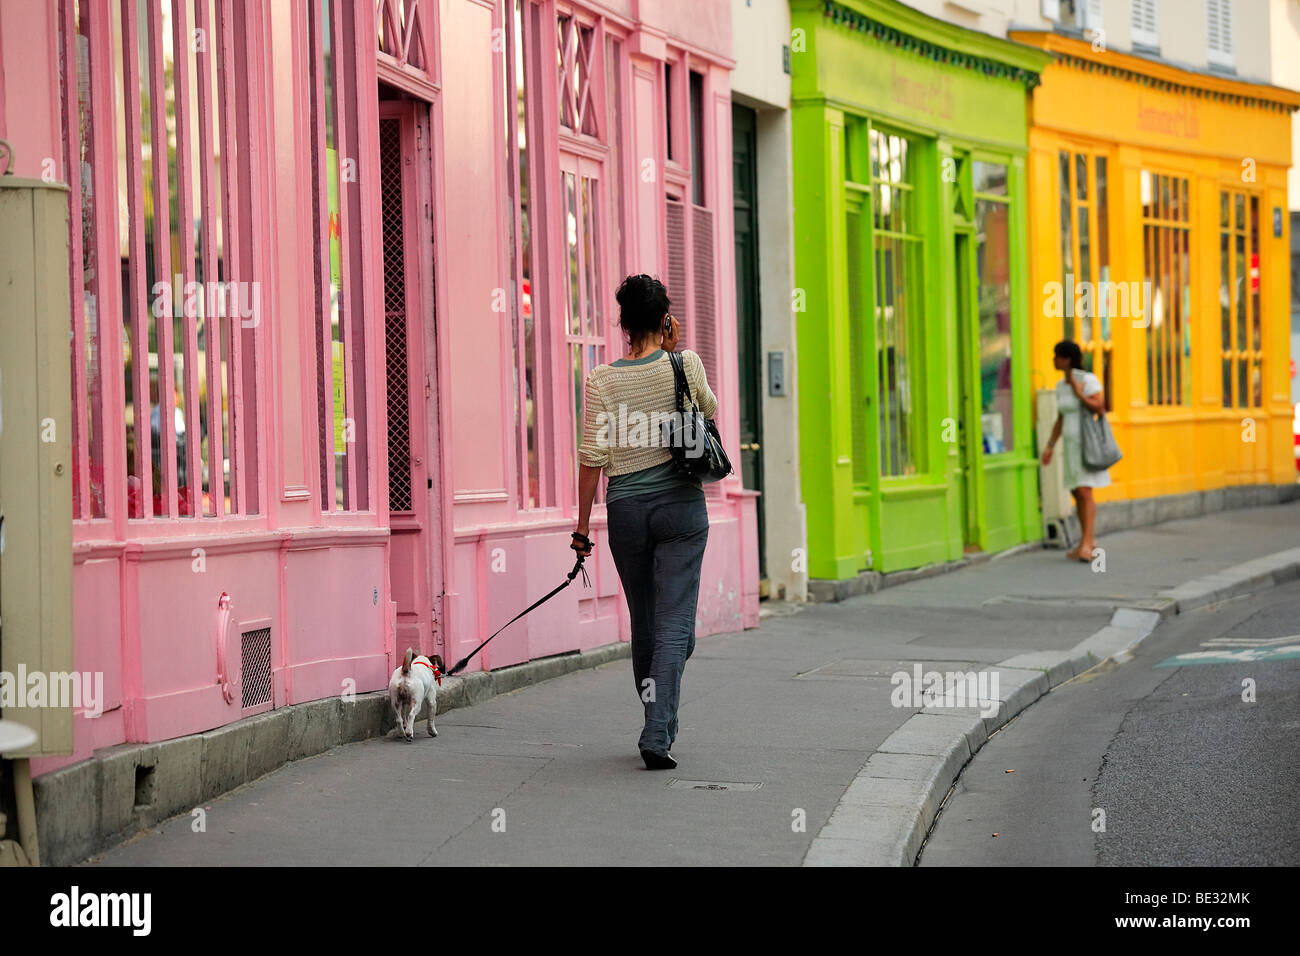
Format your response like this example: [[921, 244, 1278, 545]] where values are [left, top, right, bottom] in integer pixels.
[[803, 548, 1300, 867]]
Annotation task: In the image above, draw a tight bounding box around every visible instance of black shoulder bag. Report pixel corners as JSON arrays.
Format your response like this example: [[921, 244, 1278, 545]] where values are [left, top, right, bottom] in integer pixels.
[[659, 350, 733, 484]]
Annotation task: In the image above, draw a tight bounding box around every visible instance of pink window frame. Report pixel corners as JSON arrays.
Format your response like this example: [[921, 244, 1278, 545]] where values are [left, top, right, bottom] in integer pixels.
[[64, 0, 273, 544], [375, 0, 438, 99], [500, 0, 622, 518], [500, 2, 729, 518], [502, 0, 556, 513], [551, 2, 619, 516], [307, 0, 373, 516]]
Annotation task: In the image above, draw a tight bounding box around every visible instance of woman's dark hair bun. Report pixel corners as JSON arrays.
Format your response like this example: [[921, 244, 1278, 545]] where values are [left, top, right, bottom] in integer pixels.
[[1054, 338, 1085, 371], [616, 274, 672, 338]]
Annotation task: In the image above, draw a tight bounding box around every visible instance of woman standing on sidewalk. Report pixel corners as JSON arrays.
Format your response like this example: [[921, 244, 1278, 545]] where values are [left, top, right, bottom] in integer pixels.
[[570, 274, 717, 771], [1040, 339, 1109, 562]]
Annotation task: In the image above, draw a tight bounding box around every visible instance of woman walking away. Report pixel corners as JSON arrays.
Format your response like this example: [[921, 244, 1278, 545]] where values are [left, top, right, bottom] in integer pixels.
[[1040, 339, 1109, 562], [570, 274, 717, 771]]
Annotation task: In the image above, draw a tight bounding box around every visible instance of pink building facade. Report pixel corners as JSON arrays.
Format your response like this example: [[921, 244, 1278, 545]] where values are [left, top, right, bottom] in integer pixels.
[[0, 0, 757, 776]]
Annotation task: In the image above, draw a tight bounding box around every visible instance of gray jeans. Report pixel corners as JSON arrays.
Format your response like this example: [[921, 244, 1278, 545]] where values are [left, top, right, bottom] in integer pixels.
[[606, 487, 709, 756]]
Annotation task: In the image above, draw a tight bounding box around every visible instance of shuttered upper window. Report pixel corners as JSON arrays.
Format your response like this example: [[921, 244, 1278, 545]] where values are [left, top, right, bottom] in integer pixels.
[[1130, 0, 1159, 50], [663, 57, 720, 423], [1206, 0, 1234, 70]]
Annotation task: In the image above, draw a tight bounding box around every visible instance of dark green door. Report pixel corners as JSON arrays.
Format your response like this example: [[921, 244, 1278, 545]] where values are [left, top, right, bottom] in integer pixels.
[[732, 103, 765, 578]]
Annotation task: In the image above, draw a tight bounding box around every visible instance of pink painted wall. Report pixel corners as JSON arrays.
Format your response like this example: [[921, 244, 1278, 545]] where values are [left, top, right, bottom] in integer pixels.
[[3, 0, 756, 780]]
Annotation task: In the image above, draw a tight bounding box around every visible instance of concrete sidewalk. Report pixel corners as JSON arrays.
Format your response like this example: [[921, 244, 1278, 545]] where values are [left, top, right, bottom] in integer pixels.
[[90, 501, 1300, 866]]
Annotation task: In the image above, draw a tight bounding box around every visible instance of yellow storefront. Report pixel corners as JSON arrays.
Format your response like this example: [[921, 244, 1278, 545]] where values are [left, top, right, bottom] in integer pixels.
[[1014, 32, 1299, 502]]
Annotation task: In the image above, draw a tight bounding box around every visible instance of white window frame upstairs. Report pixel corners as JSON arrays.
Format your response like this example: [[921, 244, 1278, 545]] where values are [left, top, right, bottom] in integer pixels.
[[1130, 0, 1159, 50], [1206, 0, 1235, 70]]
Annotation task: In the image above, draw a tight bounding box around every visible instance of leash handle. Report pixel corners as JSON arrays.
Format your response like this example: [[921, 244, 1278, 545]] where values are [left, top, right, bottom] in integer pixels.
[[445, 555, 589, 677]]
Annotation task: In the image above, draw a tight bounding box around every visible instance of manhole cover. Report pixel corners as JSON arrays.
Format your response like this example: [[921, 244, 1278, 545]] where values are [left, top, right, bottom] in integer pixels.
[[667, 779, 763, 791]]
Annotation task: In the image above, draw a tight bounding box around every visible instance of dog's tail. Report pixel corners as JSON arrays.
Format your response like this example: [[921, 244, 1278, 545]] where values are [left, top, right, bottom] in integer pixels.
[[402, 646, 414, 676]]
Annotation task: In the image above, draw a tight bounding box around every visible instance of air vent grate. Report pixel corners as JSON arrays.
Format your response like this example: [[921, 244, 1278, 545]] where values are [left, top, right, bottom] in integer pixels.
[[240, 627, 273, 709]]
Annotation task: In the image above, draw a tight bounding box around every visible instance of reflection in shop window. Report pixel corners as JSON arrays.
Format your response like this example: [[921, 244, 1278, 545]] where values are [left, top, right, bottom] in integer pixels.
[[870, 127, 921, 477], [1219, 188, 1263, 408], [64, 0, 260, 521], [1141, 170, 1191, 406], [975, 184, 1013, 455]]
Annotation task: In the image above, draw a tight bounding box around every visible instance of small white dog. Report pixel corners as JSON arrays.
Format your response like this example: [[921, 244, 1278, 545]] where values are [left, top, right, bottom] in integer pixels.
[[388, 648, 443, 741]]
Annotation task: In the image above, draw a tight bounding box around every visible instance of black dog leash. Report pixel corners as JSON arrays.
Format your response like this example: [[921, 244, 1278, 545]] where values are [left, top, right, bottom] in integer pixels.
[[445, 532, 592, 677]]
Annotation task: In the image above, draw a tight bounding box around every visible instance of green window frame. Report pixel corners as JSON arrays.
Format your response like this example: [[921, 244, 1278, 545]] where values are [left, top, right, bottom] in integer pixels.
[[972, 159, 1014, 455], [844, 118, 926, 482]]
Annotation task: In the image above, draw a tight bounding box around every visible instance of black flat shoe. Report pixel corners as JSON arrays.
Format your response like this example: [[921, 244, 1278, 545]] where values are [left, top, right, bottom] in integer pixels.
[[641, 749, 677, 770]]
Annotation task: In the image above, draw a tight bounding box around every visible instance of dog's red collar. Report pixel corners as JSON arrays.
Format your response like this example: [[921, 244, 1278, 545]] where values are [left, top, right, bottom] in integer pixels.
[[413, 660, 442, 685]]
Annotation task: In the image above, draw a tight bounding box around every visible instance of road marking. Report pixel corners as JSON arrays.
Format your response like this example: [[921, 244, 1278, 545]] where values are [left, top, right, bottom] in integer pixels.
[[1157, 635, 1300, 667], [1201, 636, 1296, 647]]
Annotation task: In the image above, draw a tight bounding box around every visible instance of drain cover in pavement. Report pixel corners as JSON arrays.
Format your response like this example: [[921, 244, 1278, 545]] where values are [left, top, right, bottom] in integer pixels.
[[667, 779, 763, 791]]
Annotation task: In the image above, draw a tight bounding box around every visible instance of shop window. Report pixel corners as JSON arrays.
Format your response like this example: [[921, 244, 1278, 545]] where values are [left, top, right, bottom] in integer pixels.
[[556, 9, 614, 504], [844, 121, 924, 480], [60, 0, 262, 522], [562, 166, 608, 503], [1206, 0, 1234, 71], [664, 60, 676, 161], [60, 0, 107, 520], [974, 164, 1013, 455], [843, 120, 928, 481], [1141, 171, 1192, 406], [1057, 149, 1113, 410], [309, 0, 369, 511], [845, 194, 871, 485], [689, 71, 705, 207], [1219, 189, 1262, 408], [504, 0, 552, 509], [870, 127, 922, 477]]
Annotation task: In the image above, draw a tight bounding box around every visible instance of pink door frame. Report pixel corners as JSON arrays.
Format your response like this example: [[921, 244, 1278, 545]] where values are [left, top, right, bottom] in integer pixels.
[[379, 92, 447, 662]]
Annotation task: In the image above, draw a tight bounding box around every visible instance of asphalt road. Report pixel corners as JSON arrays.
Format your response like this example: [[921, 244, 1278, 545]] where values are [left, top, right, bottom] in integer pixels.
[[918, 579, 1300, 866]]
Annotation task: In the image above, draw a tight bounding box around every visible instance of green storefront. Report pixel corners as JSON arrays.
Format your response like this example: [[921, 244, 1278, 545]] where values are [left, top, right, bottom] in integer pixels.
[[791, 0, 1052, 579]]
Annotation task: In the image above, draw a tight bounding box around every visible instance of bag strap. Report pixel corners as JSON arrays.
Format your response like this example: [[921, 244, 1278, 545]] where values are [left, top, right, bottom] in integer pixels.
[[667, 350, 699, 415]]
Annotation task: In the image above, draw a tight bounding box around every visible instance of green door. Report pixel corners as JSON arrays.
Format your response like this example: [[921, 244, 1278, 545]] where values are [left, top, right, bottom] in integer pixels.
[[732, 103, 765, 578]]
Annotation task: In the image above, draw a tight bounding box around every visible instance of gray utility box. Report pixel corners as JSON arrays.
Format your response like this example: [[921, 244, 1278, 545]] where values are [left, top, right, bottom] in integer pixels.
[[0, 170, 74, 757]]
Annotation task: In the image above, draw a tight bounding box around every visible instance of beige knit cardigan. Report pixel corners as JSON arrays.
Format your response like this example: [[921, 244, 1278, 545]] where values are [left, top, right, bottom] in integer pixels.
[[578, 348, 718, 475]]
